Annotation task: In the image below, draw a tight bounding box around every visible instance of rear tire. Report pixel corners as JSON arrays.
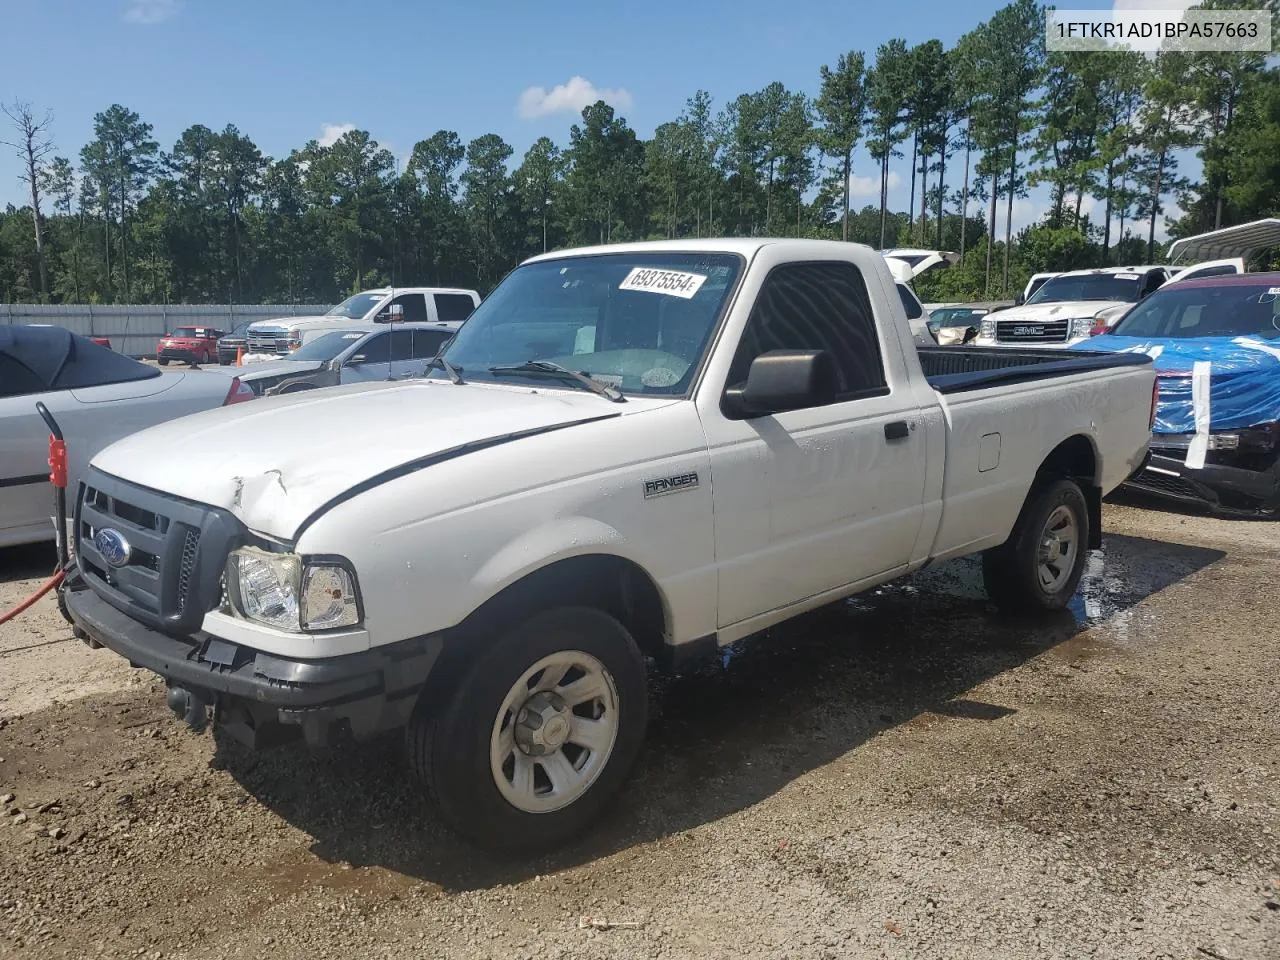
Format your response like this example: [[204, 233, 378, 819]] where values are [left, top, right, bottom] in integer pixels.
[[982, 478, 1089, 613], [407, 606, 647, 851]]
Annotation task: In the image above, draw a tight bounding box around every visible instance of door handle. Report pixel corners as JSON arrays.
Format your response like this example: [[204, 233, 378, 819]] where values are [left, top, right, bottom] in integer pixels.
[[884, 420, 911, 441]]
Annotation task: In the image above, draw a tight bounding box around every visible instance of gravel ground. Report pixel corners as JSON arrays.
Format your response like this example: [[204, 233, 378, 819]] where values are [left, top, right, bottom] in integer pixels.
[[1, 499, 1277, 960]]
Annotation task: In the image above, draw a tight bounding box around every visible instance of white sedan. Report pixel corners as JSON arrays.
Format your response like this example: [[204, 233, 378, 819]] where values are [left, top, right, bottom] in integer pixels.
[[0, 326, 254, 548]]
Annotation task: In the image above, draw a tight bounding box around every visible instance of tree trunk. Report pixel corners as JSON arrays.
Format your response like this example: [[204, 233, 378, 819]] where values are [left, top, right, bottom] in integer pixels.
[[935, 126, 948, 250], [985, 169, 998, 296], [25, 168, 47, 298], [907, 129, 918, 242], [959, 135, 971, 265], [120, 173, 129, 301], [878, 148, 889, 249], [1102, 162, 1114, 262], [1074, 187, 1084, 226], [1004, 147, 1016, 295], [1214, 89, 1236, 230], [919, 144, 929, 247], [1147, 148, 1166, 263], [842, 150, 851, 242]]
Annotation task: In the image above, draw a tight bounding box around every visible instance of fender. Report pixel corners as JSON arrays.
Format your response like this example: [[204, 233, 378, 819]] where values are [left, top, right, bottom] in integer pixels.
[[469, 514, 675, 634]]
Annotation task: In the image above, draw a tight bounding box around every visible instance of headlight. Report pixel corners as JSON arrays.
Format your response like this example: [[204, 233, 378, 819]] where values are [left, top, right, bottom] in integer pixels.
[[979, 318, 996, 339], [1068, 317, 1094, 339], [226, 548, 360, 632]]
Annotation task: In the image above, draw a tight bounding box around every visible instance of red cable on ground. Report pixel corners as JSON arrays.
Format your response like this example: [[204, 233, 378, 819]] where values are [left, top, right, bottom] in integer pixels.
[[0, 569, 65, 626]]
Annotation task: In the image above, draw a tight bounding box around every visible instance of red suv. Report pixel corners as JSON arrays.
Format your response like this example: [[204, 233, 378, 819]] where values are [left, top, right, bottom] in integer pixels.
[[156, 326, 224, 366]]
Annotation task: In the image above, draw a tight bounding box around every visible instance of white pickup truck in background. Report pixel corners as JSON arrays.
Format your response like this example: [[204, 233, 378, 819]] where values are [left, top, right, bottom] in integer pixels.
[[244, 286, 479, 357], [63, 238, 1155, 851]]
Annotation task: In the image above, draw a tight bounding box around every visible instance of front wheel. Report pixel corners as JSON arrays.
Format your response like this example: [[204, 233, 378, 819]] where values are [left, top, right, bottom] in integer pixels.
[[982, 478, 1089, 613], [157, 358, 169, 366], [408, 606, 647, 851]]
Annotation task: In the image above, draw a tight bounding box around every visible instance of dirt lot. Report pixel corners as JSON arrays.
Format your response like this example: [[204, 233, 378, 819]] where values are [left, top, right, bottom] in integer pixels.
[[1, 500, 1277, 960]]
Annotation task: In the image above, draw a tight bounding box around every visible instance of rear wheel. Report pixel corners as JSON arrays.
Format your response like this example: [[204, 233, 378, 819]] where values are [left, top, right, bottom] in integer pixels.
[[407, 606, 647, 851], [982, 478, 1089, 613]]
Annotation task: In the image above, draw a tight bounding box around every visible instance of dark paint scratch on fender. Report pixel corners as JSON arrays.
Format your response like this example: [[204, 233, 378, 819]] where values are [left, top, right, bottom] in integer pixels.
[[291, 412, 624, 541]]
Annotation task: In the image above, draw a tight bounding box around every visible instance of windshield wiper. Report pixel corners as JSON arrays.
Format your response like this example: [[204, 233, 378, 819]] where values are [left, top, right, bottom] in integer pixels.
[[425, 355, 465, 384], [487, 360, 625, 402]]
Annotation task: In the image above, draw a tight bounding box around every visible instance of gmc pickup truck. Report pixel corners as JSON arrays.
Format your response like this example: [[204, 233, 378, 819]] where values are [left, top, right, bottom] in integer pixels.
[[62, 239, 1155, 850]]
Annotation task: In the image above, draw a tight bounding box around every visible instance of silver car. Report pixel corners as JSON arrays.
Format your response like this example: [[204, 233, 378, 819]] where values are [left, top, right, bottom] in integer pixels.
[[225, 320, 462, 396], [0, 326, 254, 548]]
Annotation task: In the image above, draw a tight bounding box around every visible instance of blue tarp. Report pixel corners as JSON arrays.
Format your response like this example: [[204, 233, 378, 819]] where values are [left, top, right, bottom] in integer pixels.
[[1074, 335, 1280, 434]]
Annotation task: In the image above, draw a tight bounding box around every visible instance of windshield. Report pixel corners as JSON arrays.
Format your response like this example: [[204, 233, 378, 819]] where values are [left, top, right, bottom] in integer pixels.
[[1110, 282, 1280, 340], [325, 292, 384, 319], [1028, 273, 1142, 305], [290, 330, 368, 360], [928, 307, 984, 327], [435, 252, 743, 395]]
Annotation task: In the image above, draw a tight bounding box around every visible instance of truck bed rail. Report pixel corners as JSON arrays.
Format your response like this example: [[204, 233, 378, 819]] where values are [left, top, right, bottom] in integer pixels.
[[920, 347, 1152, 394]]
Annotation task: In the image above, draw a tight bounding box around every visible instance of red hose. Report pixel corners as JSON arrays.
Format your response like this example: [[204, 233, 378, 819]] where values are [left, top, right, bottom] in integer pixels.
[[0, 569, 65, 626]]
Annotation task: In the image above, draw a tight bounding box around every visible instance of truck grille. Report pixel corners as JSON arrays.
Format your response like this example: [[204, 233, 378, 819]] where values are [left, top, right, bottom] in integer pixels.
[[75, 469, 241, 634], [247, 328, 287, 352], [995, 319, 1070, 343]]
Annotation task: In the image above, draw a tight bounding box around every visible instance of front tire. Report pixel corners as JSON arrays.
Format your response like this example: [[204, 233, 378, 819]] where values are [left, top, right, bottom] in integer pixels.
[[157, 358, 169, 366], [982, 478, 1089, 613], [408, 606, 647, 851]]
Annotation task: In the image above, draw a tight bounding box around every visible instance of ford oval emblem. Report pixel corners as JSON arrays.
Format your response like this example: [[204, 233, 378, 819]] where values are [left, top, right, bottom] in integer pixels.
[[94, 528, 132, 568]]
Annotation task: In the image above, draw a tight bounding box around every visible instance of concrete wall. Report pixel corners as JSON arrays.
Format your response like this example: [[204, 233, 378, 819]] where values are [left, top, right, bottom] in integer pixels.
[[0, 303, 334, 358]]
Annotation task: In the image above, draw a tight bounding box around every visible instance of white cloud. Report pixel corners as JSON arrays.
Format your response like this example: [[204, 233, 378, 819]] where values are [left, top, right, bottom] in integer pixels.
[[318, 123, 356, 148], [517, 76, 633, 120], [849, 170, 900, 198], [123, 0, 180, 24]]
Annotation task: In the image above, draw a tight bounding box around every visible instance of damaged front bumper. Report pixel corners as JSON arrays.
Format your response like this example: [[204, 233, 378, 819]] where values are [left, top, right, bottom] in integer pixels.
[[1123, 435, 1280, 516], [64, 583, 442, 749]]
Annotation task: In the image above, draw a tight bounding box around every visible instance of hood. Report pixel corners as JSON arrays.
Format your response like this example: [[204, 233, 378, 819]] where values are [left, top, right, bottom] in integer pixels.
[[1078, 334, 1280, 433], [998, 300, 1130, 322], [218, 359, 324, 381], [248, 315, 330, 330], [91, 380, 670, 539]]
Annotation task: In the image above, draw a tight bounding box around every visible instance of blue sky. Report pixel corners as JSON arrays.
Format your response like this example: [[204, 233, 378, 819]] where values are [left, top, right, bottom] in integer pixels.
[[2, 0, 1189, 241]]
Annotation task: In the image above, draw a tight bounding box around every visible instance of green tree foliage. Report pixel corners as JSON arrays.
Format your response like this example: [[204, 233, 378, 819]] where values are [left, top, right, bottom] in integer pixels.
[[816, 51, 867, 242], [6, 11, 1280, 305]]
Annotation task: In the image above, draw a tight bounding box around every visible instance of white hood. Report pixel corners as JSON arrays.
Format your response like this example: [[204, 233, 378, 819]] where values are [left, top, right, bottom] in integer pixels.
[[91, 380, 669, 539], [996, 299, 1130, 322], [248, 315, 330, 330]]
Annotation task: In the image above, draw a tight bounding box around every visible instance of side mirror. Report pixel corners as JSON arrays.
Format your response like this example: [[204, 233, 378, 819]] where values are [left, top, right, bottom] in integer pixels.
[[377, 303, 405, 323], [346, 354, 366, 365], [722, 350, 836, 420], [1014, 292, 1025, 306]]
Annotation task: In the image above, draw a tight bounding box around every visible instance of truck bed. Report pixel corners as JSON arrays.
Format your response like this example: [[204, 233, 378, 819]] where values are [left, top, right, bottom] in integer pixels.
[[919, 347, 1152, 394]]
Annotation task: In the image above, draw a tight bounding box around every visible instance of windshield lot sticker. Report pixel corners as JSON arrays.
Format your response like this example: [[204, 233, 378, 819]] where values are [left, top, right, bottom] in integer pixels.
[[641, 367, 680, 388], [619, 268, 707, 299], [643, 471, 699, 499]]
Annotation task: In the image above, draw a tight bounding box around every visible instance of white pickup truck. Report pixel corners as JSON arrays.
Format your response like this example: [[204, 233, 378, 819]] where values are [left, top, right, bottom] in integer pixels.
[[63, 239, 1155, 850]]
